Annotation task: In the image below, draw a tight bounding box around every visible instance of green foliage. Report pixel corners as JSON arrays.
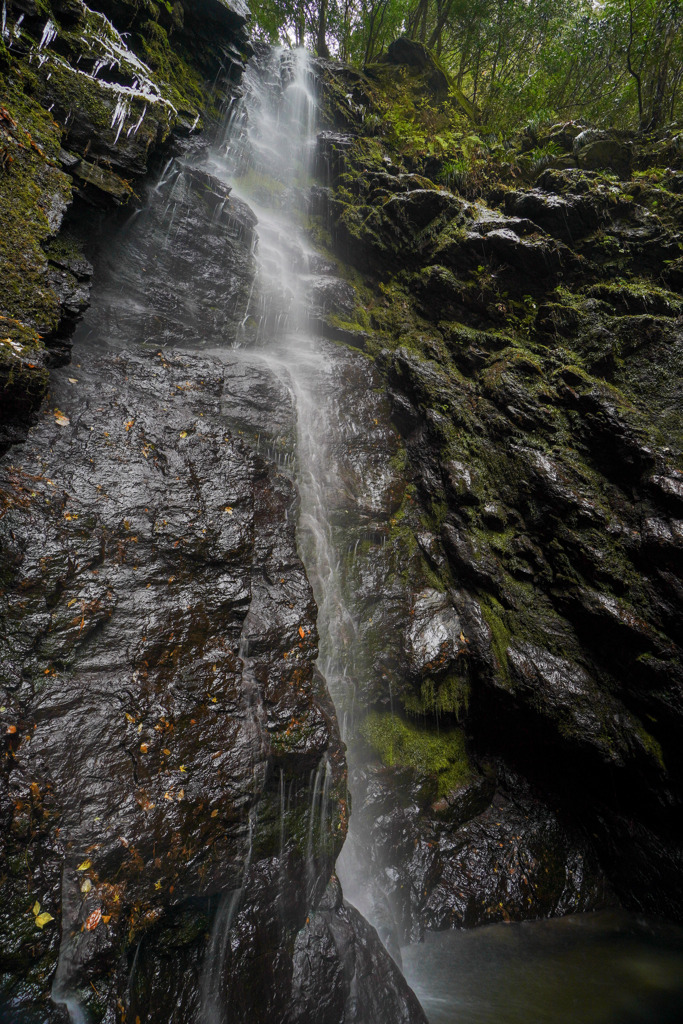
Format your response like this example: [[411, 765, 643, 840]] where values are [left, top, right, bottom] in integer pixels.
[[250, 0, 683, 132]]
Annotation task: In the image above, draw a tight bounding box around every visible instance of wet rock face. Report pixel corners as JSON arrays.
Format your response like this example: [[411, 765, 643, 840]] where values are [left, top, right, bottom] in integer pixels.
[[342, 762, 612, 943], [0, 0, 251, 449], [316, 64, 683, 923], [77, 166, 258, 353], [0, 348, 346, 1021], [289, 877, 428, 1024]]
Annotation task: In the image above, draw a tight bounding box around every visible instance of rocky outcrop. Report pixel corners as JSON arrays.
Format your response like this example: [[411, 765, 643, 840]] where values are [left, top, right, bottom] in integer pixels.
[[0, 0, 251, 451], [0, 343, 347, 1021], [342, 760, 612, 942], [289, 877, 427, 1024], [313, 56, 683, 925]]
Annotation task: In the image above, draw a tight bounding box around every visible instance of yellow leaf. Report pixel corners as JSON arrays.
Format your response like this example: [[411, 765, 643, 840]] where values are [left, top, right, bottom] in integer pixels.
[[32, 901, 41, 916], [154, 880, 162, 890], [54, 410, 70, 426], [77, 860, 91, 871], [179, 765, 186, 773], [35, 912, 54, 928], [179, 431, 187, 438], [224, 506, 233, 514], [176, 789, 184, 801], [68, 378, 78, 384], [211, 809, 218, 818], [67, 598, 77, 608], [80, 878, 92, 894], [125, 419, 134, 432]]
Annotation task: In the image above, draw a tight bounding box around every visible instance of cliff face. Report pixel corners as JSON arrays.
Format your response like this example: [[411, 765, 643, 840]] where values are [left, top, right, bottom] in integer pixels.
[[311, 48, 683, 931], [2, 13, 682, 1021], [0, 0, 251, 452], [0, 21, 431, 1023]]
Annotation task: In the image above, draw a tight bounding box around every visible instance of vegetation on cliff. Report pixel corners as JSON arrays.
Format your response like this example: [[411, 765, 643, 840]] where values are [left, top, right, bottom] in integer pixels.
[[306, 29, 683, 927]]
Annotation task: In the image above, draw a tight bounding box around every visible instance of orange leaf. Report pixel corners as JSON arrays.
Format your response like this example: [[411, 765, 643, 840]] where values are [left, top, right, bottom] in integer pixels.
[[85, 907, 101, 931]]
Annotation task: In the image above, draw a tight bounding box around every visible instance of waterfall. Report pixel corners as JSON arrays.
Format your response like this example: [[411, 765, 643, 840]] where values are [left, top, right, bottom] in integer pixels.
[[204, 46, 399, 943], [46, 44, 403, 1024]]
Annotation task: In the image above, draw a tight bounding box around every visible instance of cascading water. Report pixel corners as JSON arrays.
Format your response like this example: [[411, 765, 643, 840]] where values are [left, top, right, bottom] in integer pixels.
[[203, 46, 402, 942]]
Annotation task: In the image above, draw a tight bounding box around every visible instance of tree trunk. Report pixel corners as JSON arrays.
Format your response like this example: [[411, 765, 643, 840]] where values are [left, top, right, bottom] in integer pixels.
[[317, 0, 330, 57]]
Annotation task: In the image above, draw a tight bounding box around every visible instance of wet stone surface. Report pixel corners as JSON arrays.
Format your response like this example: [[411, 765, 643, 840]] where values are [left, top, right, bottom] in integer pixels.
[[341, 760, 612, 945], [0, 347, 346, 1021], [312, 72, 683, 924]]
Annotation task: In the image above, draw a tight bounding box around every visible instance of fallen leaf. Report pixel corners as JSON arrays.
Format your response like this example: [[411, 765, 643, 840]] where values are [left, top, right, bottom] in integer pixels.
[[85, 907, 101, 931], [68, 378, 78, 384], [32, 901, 41, 916], [54, 409, 70, 426], [80, 878, 92, 894], [102, 914, 111, 923], [179, 765, 186, 773], [140, 743, 148, 753], [298, 626, 305, 639], [125, 419, 134, 432], [179, 431, 187, 438], [211, 809, 218, 818], [35, 912, 54, 929], [177, 789, 184, 801], [77, 860, 91, 872]]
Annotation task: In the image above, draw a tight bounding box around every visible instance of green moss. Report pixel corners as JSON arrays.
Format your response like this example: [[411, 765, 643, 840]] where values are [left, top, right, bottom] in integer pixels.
[[479, 595, 512, 687], [402, 672, 470, 719], [360, 711, 472, 796], [0, 76, 70, 330], [134, 20, 205, 115]]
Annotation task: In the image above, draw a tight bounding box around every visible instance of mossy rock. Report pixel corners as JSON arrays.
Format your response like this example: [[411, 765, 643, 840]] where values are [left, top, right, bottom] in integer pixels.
[[360, 711, 473, 798]]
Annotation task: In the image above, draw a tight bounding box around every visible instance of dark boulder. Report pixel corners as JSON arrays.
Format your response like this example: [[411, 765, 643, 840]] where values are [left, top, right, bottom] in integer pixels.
[[381, 36, 449, 98], [288, 878, 428, 1024]]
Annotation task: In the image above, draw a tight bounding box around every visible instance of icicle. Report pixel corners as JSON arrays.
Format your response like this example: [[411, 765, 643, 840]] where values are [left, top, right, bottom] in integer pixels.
[[127, 104, 147, 137], [111, 94, 129, 143], [38, 19, 57, 50]]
